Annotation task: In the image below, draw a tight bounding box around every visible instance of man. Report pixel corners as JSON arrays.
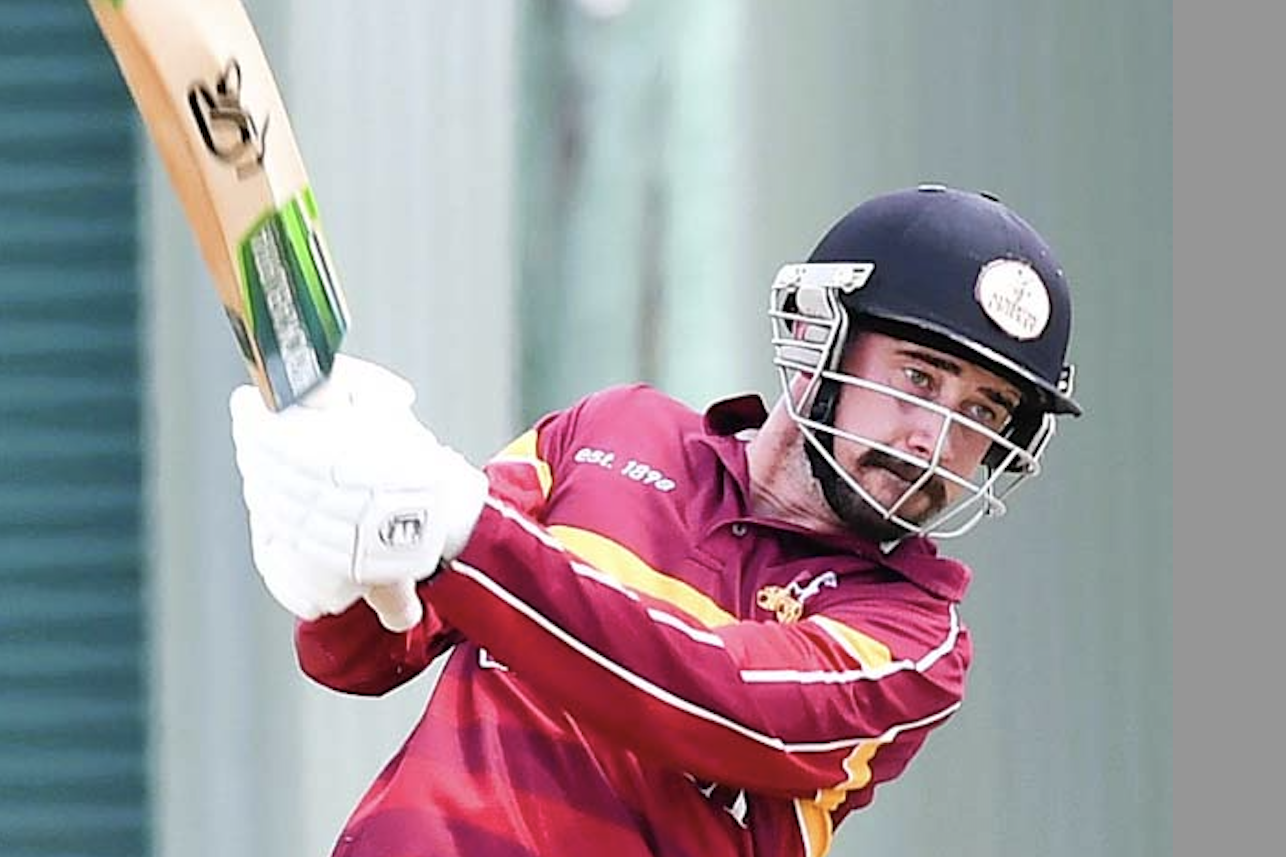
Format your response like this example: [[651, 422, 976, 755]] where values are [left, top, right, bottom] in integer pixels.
[[230, 184, 1081, 856]]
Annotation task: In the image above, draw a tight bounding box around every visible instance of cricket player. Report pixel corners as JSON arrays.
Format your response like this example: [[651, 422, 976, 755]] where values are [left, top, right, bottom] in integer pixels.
[[230, 184, 1081, 856]]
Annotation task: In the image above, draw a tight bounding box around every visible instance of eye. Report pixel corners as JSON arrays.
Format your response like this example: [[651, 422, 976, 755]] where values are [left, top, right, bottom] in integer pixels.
[[902, 366, 933, 391], [964, 400, 1012, 432], [965, 401, 1000, 427]]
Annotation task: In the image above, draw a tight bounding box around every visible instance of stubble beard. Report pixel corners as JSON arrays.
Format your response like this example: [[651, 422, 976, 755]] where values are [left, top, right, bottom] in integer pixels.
[[818, 449, 949, 543]]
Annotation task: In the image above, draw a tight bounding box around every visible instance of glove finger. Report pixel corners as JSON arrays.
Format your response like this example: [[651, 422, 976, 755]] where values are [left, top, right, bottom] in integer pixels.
[[237, 451, 325, 532], [237, 434, 369, 532], [329, 411, 441, 489], [250, 534, 324, 621], [241, 480, 312, 545], [233, 391, 358, 482], [238, 436, 385, 564], [237, 385, 437, 493], [275, 518, 362, 583], [233, 375, 428, 488], [295, 497, 365, 559], [251, 529, 365, 618]]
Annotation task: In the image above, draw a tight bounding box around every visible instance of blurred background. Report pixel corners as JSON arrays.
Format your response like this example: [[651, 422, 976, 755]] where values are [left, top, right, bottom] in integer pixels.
[[0, 1, 1170, 855]]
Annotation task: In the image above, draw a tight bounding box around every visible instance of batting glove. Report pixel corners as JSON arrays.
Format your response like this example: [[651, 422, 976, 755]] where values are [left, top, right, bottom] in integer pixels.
[[229, 355, 489, 632]]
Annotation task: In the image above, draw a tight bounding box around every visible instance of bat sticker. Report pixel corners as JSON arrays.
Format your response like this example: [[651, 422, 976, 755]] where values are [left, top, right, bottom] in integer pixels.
[[188, 59, 271, 178]]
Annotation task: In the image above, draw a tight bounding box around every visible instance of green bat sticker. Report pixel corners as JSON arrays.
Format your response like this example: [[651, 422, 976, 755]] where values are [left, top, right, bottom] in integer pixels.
[[236, 189, 349, 410]]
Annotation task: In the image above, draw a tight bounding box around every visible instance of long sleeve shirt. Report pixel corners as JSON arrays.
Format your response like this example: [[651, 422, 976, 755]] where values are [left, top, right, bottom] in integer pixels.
[[295, 383, 974, 857]]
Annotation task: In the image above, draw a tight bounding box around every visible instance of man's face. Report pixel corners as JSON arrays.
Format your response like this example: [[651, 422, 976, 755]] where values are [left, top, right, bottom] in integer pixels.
[[819, 331, 1023, 540]]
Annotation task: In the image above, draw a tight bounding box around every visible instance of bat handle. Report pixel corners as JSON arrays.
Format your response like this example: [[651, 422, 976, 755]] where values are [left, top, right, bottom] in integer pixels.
[[363, 580, 423, 633]]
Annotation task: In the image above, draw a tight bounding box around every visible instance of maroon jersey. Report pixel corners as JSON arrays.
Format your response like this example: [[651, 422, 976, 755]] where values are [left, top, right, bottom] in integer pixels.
[[296, 384, 973, 857]]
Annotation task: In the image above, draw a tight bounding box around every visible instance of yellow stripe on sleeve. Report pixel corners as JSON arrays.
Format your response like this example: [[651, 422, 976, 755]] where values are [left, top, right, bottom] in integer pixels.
[[808, 615, 893, 669], [794, 798, 835, 857], [547, 525, 738, 629], [813, 741, 884, 811], [492, 429, 554, 499], [795, 738, 888, 854]]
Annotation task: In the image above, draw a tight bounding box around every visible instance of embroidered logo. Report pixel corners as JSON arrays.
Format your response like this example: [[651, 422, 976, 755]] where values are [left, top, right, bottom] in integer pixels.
[[378, 510, 428, 549], [755, 571, 838, 624], [974, 258, 1051, 341]]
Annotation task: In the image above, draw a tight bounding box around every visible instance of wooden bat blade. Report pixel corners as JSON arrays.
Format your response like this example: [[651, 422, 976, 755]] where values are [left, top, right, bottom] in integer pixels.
[[88, 0, 349, 410]]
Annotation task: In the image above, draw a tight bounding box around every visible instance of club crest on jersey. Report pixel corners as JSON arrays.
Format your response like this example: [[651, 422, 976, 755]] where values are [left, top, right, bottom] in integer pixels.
[[378, 510, 428, 549], [755, 571, 838, 624], [974, 258, 1051, 341], [188, 59, 270, 178]]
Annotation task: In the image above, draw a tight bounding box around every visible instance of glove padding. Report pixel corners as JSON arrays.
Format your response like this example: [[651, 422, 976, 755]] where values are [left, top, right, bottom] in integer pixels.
[[229, 355, 488, 631]]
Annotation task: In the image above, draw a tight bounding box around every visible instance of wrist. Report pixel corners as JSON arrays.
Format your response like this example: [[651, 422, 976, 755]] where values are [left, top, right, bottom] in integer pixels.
[[441, 449, 490, 562]]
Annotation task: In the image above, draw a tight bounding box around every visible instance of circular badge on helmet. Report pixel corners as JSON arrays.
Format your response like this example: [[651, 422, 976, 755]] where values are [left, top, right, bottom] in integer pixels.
[[974, 259, 1051, 341]]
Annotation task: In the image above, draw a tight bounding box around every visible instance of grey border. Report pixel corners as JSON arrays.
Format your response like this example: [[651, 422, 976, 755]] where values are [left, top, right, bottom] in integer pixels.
[[1177, 0, 1270, 851]]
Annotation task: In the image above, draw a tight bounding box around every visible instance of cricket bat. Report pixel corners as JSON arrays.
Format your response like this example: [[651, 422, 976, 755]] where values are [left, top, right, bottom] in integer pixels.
[[88, 0, 348, 412], [91, 0, 422, 631]]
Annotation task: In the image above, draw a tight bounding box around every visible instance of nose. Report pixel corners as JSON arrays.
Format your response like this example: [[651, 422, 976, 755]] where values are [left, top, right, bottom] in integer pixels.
[[901, 402, 953, 464]]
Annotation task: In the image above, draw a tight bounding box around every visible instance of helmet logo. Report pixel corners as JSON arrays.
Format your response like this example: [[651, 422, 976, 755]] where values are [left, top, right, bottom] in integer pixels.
[[975, 259, 1051, 341]]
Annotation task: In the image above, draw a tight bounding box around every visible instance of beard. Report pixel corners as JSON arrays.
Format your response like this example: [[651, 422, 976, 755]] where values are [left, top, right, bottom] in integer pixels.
[[817, 448, 949, 542]]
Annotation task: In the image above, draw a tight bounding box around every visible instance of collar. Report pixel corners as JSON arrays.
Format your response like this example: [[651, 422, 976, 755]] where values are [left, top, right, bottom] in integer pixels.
[[874, 536, 972, 601], [696, 393, 767, 505], [703, 392, 770, 436]]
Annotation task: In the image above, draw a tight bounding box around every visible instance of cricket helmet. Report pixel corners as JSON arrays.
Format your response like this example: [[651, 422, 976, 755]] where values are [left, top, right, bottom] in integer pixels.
[[769, 184, 1081, 540]]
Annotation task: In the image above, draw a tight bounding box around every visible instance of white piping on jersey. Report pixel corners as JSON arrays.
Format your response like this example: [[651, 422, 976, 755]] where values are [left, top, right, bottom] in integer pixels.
[[916, 605, 963, 669], [452, 497, 963, 756], [486, 498, 568, 551], [569, 559, 642, 602], [451, 557, 864, 754], [791, 801, 818, 857], [738, 604, 962, 685], [646, 609, 727, 647]]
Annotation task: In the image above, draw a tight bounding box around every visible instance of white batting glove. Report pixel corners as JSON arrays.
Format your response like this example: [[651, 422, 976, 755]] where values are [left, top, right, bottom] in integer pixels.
[[229, 355, 489, 632]]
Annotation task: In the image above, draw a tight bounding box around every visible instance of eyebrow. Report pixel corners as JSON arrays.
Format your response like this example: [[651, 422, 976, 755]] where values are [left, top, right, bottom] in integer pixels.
[[896, 347, 1021, 411]]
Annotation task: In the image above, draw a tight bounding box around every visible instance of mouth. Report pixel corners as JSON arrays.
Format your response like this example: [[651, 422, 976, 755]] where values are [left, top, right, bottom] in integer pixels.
[[872, 460, 927, 484], [856, 451, 948, 515], [857, 450, 929, 487]]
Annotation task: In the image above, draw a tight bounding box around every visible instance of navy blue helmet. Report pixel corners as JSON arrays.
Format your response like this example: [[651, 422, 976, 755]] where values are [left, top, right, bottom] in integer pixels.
[[770, 184, 1081, 539]]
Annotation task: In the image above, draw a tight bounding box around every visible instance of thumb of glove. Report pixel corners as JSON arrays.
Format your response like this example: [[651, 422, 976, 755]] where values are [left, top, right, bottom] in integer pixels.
[[363, 580, 424, 632]]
